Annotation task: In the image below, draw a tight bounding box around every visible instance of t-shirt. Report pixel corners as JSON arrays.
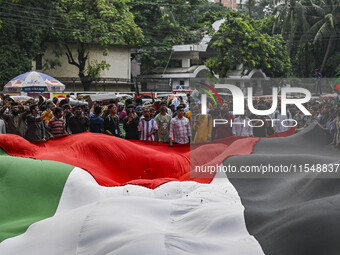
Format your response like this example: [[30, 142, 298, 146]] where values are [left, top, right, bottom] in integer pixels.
[[214, 112, 234, 139], [68, 115, 89, 134], [48, 117, 65, 137], [123, 116, 139, 140], [313, 72, 322, 80], [138, 118, 158, 141], [249, 114, 272, 137], [232, 117, 253, 136], [154, 113, 172, 142], [25, 114, 45, 141], [104, 115, 120, 137], [89, 113, 104, 133]]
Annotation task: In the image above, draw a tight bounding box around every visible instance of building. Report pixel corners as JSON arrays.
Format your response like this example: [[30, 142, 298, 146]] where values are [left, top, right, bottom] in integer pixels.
[[136, 19, 269, 94], [136, 20, 224, 92], [32, 42, 133, 91], [212, 0, 238, 10]]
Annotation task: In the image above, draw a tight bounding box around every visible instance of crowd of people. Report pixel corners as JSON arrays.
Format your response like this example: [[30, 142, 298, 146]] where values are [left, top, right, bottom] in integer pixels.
[[190, 95, 340, 148], [0, 95, 191, 146], [0, 93, 339, 148]]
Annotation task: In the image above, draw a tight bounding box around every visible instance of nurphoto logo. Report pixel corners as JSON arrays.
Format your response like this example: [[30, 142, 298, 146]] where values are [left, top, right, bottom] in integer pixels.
[[200, 84, 312, 128]]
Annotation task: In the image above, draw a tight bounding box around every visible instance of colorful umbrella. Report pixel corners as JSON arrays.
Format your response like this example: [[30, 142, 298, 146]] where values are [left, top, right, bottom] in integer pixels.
[[3, 71, 65, 93]]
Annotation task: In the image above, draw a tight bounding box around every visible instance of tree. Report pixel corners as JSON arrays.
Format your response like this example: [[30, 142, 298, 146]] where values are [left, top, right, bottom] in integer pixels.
[[300, 0, 340, 73], [129, 0, 227, 74], [204, 12, 291, 78], [0, 0, 54, 87], [53, 0, 143, 90], [246, 0, 275, 20], [262, 34, 292, 77], [272, 0, 309, 56], [281, 0, 340, 77]]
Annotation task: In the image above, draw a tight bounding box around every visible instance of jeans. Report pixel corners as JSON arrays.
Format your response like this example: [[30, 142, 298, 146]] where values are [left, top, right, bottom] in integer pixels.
[[314, 81, 322, 95]]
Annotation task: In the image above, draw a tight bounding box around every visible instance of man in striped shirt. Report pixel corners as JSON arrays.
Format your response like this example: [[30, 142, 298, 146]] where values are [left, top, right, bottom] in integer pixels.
[[169, 105, 191, 146], [48, 107, 67, 138], [138, 108, 158, 141]]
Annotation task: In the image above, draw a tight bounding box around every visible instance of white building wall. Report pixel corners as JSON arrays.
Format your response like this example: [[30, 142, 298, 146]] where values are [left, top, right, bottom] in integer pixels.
[[172, 78, 190, 90], [35, 43, 131, 79]]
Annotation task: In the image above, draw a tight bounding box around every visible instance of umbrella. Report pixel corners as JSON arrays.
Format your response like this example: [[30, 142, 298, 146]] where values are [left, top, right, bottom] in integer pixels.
[[3, 71, 65, 93]]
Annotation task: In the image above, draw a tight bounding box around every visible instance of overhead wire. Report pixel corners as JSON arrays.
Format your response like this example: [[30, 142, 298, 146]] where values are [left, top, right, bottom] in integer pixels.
[[2, 15, 339, 44], [0, 0, 339, 44]]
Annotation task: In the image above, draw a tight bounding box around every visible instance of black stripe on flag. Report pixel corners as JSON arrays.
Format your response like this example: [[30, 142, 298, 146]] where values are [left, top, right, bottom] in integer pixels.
[[224, 124, 340, 255]]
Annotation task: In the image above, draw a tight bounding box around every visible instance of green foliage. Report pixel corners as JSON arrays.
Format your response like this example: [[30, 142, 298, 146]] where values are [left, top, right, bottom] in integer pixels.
[[51, 0, 143, 90], [2, 0, 338, 86], [239, 0, 275, 20], [0, 0, 53, 87], [325, 53, 340, 77], [205, 12, 291, 78], [262, 34, 292, 77], [293, 43, 316, 77], [298, 0, 340, 74], [130, 0, 227, 74], [86, 60, 110, 78], [255, 16, 278, 35], [273, 0, 340, 77], [0, 44, 32, 85], [55, 0, 143, 47], [42, 59, 62, 71]]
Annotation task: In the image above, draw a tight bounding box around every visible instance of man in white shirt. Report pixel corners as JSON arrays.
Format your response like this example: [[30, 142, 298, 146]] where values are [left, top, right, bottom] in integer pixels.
[[271, 108, 293, 133], [0, 118, 6, 134], [282, 80, 291, 88], [232, 115, 253, 137]]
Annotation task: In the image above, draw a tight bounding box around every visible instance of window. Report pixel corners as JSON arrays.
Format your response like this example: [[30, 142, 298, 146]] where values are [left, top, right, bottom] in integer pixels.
[[180, 80, 185, 86]]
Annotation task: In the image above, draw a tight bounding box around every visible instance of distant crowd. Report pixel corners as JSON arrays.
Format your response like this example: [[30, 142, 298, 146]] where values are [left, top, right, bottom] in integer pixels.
[[191, 95, 340, 148], [0, 93, 339, 148], [0, 95, 191, 146]]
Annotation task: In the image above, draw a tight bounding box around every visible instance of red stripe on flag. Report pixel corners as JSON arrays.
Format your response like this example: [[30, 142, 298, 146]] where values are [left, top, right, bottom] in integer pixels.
[[0, 129, 294, 189]]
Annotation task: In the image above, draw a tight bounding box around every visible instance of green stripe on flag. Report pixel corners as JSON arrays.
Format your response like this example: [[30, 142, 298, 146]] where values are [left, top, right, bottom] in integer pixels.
[[0, 152, 74, 242], [0, 148, 7, 156]]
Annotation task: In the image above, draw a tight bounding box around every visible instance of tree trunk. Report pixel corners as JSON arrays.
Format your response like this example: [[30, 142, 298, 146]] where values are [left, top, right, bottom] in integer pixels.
[[77, 43, 90, 91], [64, 43, 90, 91], [320, 34, 334, 73], [287, 6, 295, 57], [248, 0, 252, 18], [82, 80, 92, 91], [79, 73, 92, 91]]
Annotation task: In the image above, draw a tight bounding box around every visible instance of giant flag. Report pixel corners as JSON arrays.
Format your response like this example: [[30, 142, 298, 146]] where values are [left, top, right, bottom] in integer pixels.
[[0, 125, 338, 254]]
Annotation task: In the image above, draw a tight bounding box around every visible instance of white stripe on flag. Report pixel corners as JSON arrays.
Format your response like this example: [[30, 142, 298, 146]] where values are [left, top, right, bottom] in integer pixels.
[[0, 165, 263, 255]]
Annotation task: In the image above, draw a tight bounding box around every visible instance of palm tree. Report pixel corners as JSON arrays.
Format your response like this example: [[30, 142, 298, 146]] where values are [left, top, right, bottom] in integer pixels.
[[273, 0, 309, 56], [301, 0, 340, 73]]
